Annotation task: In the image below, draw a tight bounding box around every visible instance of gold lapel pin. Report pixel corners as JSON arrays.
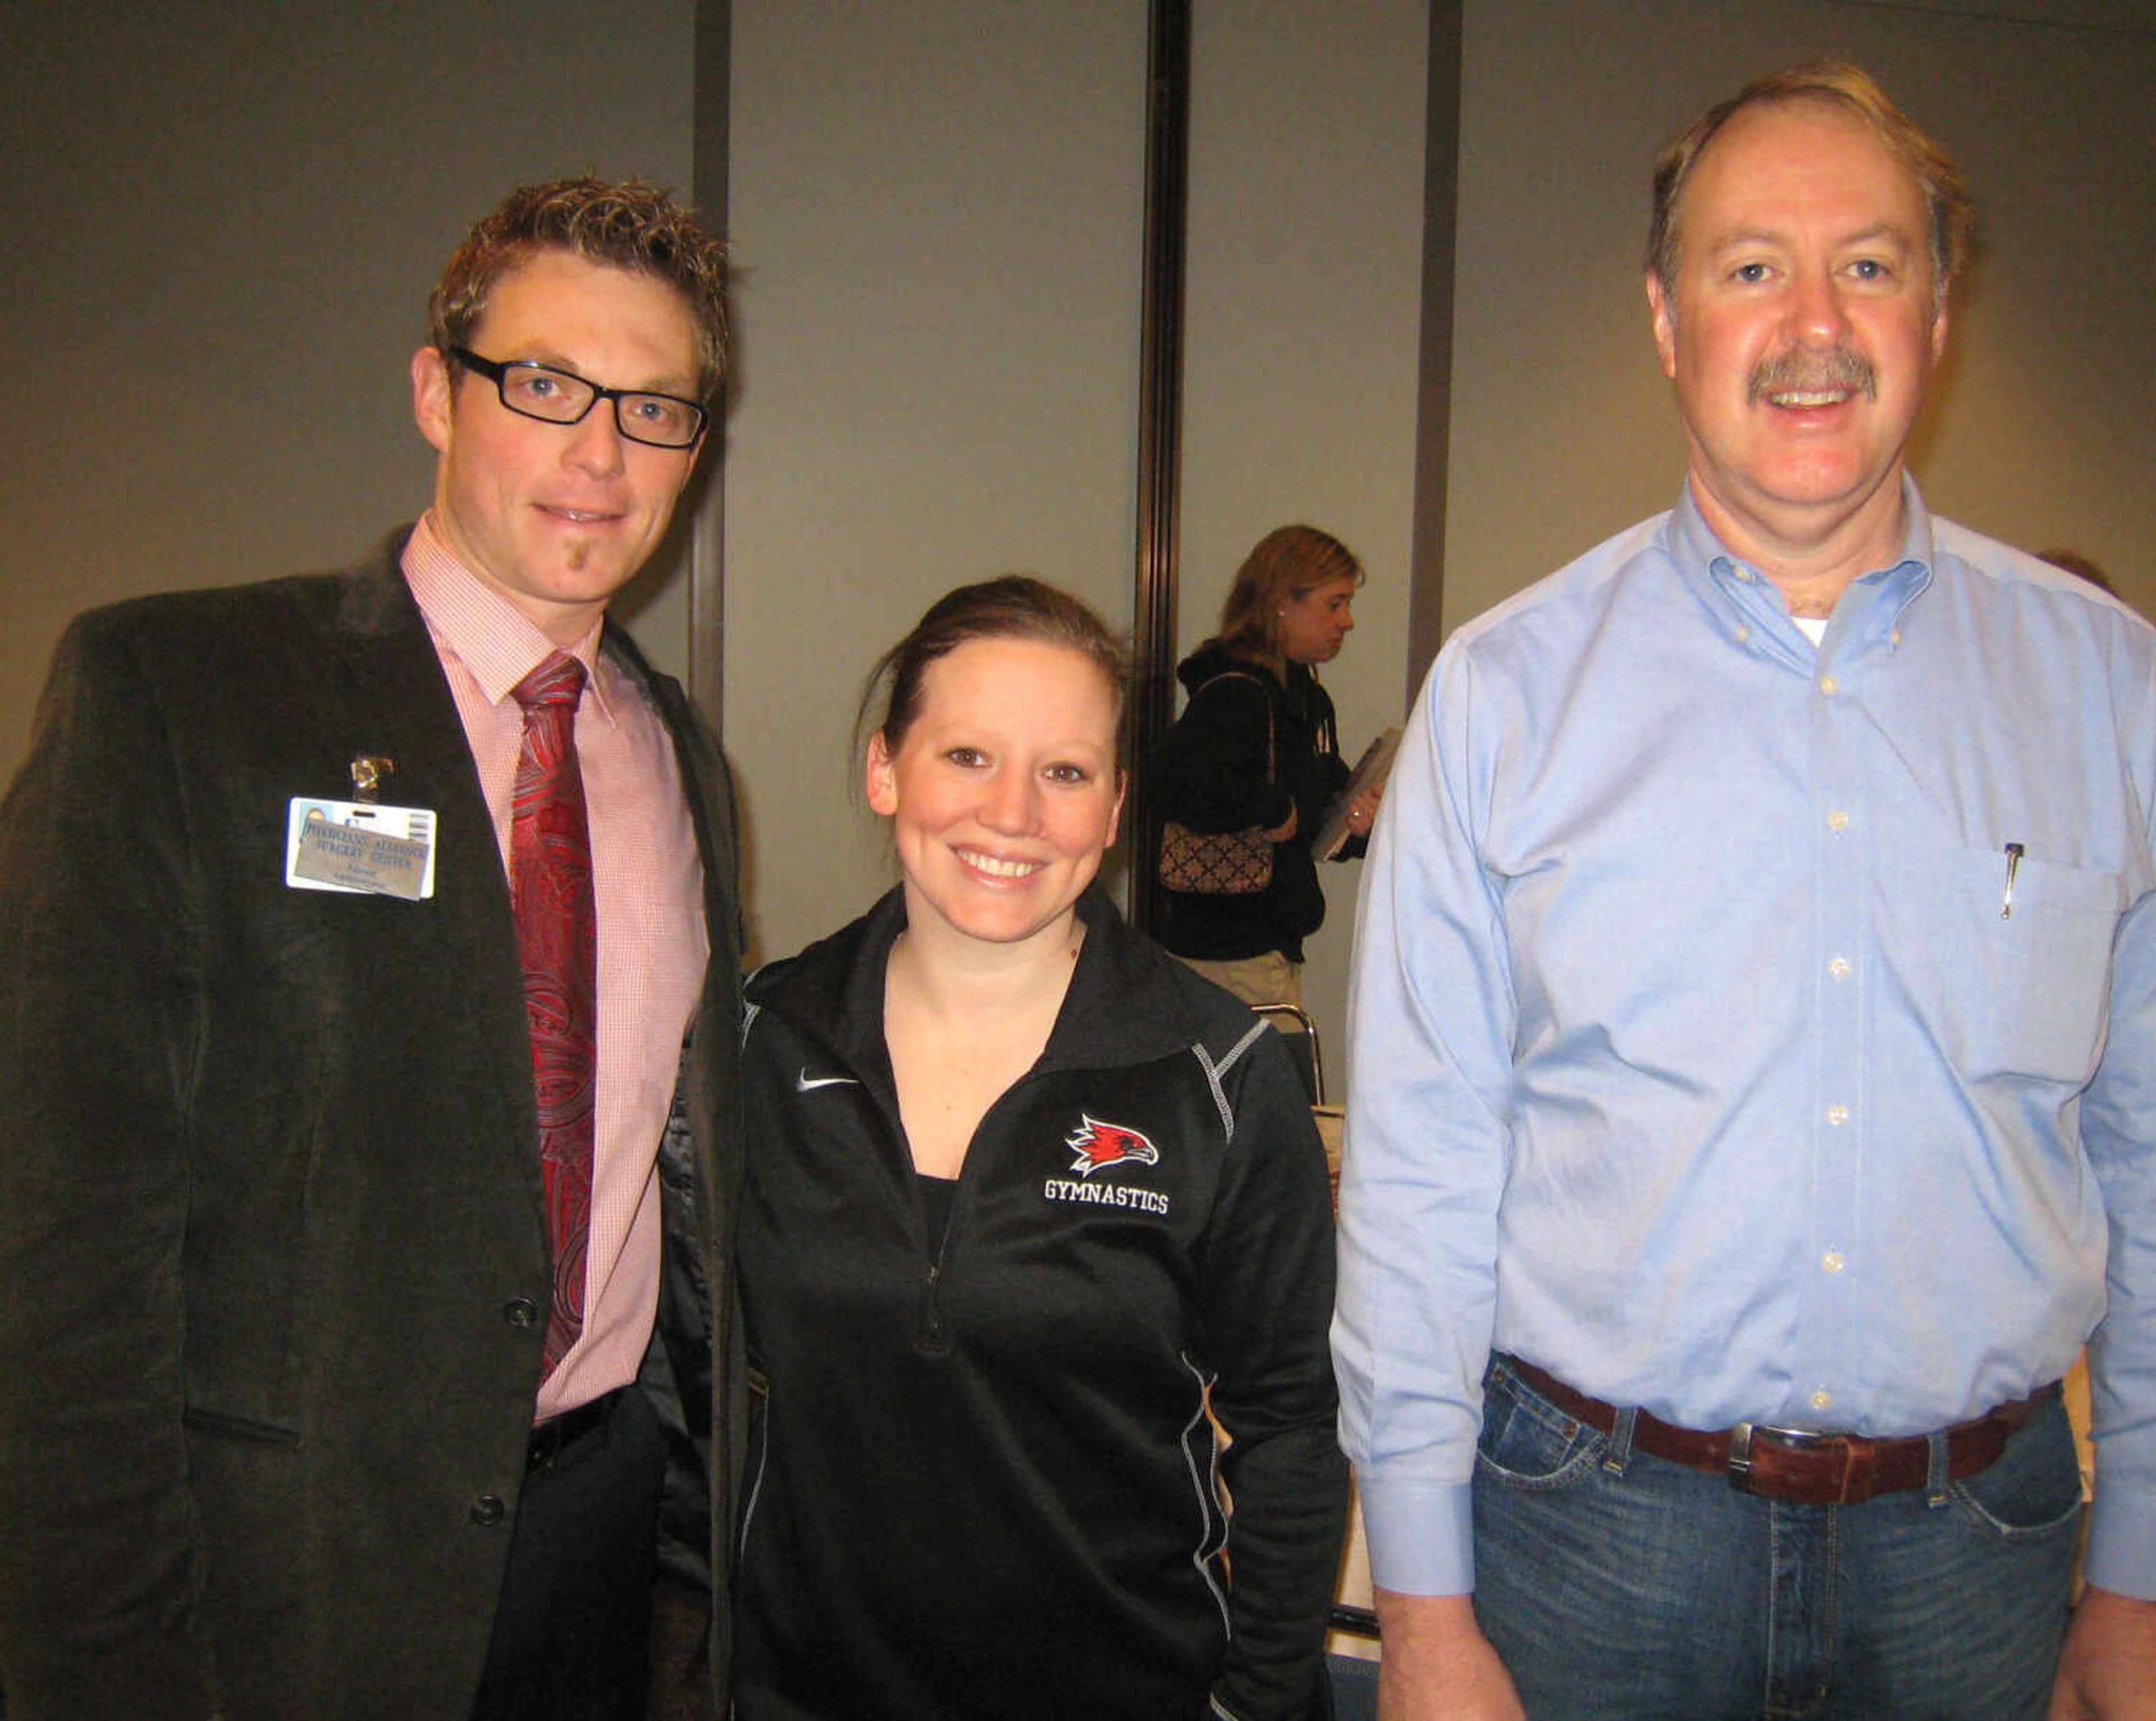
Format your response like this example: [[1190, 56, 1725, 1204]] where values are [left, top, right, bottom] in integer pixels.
[[349, 755, 396, 805]]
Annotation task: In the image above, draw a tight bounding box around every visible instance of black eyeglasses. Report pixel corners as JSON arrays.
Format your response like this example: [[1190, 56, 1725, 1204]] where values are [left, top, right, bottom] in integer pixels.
[[450, 346, 708, 449]]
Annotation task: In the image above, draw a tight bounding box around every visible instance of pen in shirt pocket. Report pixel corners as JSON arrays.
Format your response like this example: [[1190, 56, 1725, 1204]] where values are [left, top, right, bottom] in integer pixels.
[[2000, 841, 2024, 919]]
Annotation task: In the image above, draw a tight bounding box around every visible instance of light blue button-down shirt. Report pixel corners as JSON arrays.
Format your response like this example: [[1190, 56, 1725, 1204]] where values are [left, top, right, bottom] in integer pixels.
[[1335, 480, 2156, 1601]]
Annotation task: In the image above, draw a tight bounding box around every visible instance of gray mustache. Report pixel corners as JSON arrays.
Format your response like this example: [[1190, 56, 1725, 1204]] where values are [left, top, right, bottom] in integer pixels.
[[1748, 348, 1877, 402]]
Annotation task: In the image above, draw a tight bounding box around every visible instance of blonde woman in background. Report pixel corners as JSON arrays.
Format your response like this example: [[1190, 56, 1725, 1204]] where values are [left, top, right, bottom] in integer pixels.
[[1152, 525, 1378, 1012]]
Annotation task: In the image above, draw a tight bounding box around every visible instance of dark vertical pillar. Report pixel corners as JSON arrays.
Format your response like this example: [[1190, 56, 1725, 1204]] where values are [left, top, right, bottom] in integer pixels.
[[1129, 0, 1192, 937], [688, 0, 733, 727], [1406, 0, 1464, 702]]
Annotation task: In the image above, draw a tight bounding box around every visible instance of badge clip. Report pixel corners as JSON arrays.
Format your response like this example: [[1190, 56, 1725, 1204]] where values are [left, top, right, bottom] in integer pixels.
[[349, 754, 396, 805]]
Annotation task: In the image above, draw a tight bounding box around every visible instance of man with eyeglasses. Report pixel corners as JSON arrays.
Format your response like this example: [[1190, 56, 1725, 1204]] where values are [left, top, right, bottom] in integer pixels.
[[0, 178, 744, 1719]]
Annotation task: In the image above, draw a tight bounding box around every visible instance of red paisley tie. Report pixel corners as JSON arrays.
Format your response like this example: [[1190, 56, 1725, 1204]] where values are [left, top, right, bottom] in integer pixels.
[[509, 652, 596, 1380]]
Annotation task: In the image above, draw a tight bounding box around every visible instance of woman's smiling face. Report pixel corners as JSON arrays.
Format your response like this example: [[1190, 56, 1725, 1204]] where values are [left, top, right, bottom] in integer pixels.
[[867, 635, 1125, 951]]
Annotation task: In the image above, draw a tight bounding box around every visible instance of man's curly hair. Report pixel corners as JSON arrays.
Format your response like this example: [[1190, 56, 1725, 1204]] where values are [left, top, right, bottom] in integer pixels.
[[428, 176, 729, 401]]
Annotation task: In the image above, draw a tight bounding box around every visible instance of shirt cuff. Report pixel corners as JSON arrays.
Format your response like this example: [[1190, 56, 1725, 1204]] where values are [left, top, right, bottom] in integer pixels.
[[1358, 1475, 1476, 1596], [2085, 1484, 2156, 1600]]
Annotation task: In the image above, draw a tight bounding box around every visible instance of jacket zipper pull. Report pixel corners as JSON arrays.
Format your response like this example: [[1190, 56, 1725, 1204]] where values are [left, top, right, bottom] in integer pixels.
[[915, 1261, 952, 1357]]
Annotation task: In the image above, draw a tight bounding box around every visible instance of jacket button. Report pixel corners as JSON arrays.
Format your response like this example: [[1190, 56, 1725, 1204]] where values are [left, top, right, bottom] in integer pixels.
[[503, 1298, 540, 1328], [471, 1495, 506, 1526]]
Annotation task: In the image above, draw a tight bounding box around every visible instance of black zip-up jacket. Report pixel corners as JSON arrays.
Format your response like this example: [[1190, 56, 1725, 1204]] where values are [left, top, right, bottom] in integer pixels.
[[733, 886, 1347, 1720], [1150, 644, 1356, 963]]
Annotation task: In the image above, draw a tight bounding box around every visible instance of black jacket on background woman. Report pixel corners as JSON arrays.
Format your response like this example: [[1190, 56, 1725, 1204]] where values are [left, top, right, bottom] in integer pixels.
[[1152, 643, 1357, 964]]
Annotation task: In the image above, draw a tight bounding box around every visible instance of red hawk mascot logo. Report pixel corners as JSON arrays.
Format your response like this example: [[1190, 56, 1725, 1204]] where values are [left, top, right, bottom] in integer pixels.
[[1064, 1115, 1161, 1177]]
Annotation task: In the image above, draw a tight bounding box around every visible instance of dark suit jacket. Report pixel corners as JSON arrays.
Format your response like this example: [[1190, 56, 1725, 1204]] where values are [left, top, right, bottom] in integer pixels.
[[0, 531, 745, 1718]]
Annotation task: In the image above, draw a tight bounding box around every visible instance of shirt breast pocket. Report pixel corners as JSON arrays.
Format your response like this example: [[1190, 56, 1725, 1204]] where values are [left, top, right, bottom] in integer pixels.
[[1880, 844, 2122, 1086]]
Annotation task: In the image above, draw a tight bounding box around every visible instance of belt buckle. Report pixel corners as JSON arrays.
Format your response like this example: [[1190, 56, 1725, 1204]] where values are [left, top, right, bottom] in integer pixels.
[[1726, 1421, 1839, 1494]]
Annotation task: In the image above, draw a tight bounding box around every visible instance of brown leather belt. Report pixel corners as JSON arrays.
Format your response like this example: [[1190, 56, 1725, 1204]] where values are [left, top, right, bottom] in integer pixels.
[[1503, 1357, 2059, 1506]]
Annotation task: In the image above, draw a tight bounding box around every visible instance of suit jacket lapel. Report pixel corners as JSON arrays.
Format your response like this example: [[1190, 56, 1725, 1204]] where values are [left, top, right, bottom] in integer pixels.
[[317, 533, 542, 1219]]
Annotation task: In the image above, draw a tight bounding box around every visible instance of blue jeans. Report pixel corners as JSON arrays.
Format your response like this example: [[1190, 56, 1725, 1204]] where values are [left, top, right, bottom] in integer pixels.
[[1471, 1357, 2081, 1720]]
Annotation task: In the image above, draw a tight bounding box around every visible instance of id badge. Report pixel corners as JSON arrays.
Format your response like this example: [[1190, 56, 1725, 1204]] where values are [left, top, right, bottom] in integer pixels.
[[285, 798, 437, 900]]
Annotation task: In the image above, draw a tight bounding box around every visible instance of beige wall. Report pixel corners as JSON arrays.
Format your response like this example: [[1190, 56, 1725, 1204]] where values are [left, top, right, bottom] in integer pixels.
[[718, 1, 1431, 1066], [0, 0, 699, 788], [1177, 1, 1431, 1070], [719, 2, 1150, 967], [720, 1, 2156, 1072], [6, 0, 2152, 1086], [1446, 0, 2156, 636]]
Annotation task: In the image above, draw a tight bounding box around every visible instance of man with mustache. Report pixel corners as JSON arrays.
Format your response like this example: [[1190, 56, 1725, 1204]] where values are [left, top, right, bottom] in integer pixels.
[[1335, 62, 2156, 1719]]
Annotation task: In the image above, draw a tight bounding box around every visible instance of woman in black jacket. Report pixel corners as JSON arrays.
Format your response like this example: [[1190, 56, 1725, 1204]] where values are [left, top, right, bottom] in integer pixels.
[[732, 576, 1347, 1720], [1153, 524, 1378, 1010]]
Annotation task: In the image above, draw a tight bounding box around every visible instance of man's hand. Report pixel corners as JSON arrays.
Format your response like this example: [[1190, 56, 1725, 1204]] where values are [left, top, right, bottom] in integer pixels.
[[2049, 1586, 2156, 1720], [1374, 1590, 1525, 1721]]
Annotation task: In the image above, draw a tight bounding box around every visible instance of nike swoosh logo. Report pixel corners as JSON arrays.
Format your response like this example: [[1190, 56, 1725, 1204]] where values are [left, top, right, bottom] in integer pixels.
[[796, 1070, 859, 1093]]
